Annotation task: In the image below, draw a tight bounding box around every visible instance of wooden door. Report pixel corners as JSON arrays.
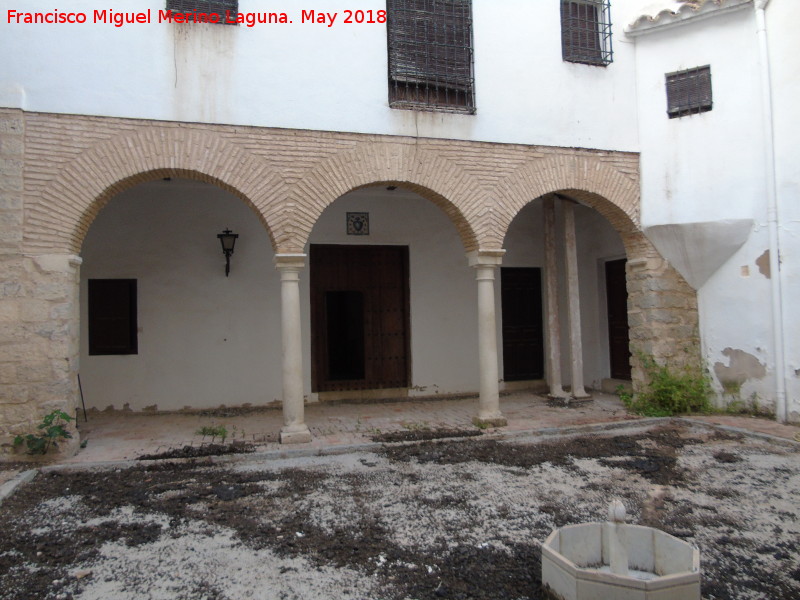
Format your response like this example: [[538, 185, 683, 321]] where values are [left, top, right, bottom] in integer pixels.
[[310, 245, 410, 392], [605, 258, 632, 380], [501, 268, 544, 381]]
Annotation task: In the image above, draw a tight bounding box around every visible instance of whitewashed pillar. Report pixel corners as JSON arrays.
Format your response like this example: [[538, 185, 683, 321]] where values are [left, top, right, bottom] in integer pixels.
[[543, 196, 568, 398], [274, 254, 312, 444], [563, 201, 590, 399], [467, 250, 507, 427]]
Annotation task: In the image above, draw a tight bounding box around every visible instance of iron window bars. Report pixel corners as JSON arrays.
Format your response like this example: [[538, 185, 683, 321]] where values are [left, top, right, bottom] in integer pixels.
[[561, 0, 613, 66], [387, 0, 476, 114], [165, 0, 238, 22], [666, 66, 712, 118]]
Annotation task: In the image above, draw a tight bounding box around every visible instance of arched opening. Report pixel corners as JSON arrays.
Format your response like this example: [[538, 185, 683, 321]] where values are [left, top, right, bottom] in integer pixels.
[[79, 177, 281, 412], [303, 184, 479, 400], [501, 192, 631, 395]]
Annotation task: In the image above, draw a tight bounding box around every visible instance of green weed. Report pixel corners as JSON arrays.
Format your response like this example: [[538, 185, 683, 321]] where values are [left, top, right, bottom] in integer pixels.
[[14, 409, 74, 455], [623, 354, 712, 417], [196, 424, 228, 442]]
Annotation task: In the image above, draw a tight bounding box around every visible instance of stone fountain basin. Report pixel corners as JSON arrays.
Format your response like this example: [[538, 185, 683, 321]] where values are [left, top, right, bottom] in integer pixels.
[[542, 522, 700, 600]]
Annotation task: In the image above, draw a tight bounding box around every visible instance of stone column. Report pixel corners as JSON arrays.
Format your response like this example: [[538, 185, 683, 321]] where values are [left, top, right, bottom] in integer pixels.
[[467, 250, 507, 427], [543, 196, 567, 398], [563, 201, 589, 399], [274, 254, 312, 444]]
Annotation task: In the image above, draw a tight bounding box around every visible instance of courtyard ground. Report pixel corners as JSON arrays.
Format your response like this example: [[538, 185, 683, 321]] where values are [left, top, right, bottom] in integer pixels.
[[1, 407, 799, 600]]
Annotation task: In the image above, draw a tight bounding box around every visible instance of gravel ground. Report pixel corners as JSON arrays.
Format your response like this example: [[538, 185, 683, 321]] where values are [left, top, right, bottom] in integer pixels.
[[1, 421, 798, 600]]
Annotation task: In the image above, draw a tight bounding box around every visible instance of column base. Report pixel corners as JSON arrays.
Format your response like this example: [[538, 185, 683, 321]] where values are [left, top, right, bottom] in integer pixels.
[[473, 415, 508, 428], [279, 425, 312, 444], [548, 394, 593, 408]]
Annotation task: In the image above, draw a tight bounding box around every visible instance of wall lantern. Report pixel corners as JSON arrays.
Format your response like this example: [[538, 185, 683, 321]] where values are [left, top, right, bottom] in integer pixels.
[[217, 229, 239, 277]]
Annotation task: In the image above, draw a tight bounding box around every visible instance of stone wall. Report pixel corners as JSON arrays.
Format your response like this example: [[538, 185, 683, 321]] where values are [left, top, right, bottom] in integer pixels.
[[622, 231, 701, 390]]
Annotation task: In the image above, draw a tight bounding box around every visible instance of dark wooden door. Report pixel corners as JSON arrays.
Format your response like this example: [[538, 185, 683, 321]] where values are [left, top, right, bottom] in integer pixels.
[[501, 268, 544, 381], [605, 258, 632, 380], [310, 245, 410, 392]]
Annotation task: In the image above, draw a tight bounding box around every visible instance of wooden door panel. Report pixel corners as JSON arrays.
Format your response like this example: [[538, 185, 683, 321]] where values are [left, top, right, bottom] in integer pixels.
[[605, 258, 631, 380], [311, 245, 410, 392], [501, 268, 545, 381]]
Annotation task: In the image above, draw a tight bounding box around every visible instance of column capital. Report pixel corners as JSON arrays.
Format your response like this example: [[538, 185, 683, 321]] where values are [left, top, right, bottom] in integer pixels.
[[24, 254, 83, 272], [274, 253, 307, 271], [466, 249, 505, 268]]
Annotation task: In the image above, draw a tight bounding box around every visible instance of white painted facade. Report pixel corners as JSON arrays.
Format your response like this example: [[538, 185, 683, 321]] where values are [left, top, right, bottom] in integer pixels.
[[3, 0, 797, 421], [0, 0, 639, 150], [627, 0, 799, 420]]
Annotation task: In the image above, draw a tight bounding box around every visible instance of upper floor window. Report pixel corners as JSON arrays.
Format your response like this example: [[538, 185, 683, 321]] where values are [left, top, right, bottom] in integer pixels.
[[387, 0, 475, 114], [165, 0, 238, 23], [561, 0, 613, 66], [666, 66, 712, 118]]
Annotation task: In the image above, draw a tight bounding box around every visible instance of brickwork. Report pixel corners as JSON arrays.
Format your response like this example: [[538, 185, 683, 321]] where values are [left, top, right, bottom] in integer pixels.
[[0, 110, 701, 447], [20, 113, 641, 255], [0, 109, 24, 255]]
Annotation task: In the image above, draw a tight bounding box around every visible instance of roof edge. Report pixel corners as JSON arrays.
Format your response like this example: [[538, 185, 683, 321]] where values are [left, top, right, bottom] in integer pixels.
[[625, 0, 753, 37]]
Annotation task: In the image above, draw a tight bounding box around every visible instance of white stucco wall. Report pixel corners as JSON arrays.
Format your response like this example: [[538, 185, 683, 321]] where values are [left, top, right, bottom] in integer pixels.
[[0, 0, 639, 150], [634, 7, 763, 226], [631, 0, 799, 419], [767, 0, 800, 421], [80, 179, 284, 411], [305, 187, 481, 398]]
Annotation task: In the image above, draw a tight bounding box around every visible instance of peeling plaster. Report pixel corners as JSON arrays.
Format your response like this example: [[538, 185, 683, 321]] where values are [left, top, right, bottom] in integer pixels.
[[713, 348, 767, 391], [755, 250, 771, 278]]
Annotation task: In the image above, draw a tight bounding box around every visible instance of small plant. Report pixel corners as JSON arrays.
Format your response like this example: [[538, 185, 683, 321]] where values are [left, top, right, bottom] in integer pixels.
[[616, 384, 633, 406], [14, 409, 74, 455], [623, 354, 712, 417], [196, 424, 228, 443], [402, 421, 431, 432]]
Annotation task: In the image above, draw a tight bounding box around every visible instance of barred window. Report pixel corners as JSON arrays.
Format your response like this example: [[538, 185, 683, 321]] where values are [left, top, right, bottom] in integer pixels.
[[561, 0, 613, 66], [165, 0, 238, 22], [387, 0, 475, 114], [666, 66, 712, 118]]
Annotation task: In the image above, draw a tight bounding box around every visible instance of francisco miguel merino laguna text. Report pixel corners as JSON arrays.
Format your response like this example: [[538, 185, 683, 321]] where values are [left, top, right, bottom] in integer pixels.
[[6, 8, 388, 27]]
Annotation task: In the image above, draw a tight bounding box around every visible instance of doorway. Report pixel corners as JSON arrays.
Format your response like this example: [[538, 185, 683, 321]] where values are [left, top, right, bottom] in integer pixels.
[[310, 244, 410, 392], [501, 267, 544, 381], [605, 258, 631, 380]]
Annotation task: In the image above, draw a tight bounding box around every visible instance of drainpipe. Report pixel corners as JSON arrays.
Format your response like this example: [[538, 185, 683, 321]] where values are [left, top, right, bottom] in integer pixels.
[[754, 0, 786, 423]]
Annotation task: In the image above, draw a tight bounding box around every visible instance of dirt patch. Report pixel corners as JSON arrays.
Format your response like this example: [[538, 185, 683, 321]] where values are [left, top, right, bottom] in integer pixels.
[[370, 428, 482, 443], [136, 442, 256, 460], [380, 422, 699, 486], [0, 422, 798, 600]]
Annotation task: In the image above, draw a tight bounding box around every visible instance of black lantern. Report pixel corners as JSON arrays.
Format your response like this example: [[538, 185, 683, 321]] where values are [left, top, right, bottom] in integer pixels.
[[217, 229, 239, 277]]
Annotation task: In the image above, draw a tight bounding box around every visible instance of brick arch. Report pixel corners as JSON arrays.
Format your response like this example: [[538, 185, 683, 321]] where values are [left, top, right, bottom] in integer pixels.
[[275, 140, 482, 253], [493, 153, 640, 249], [24, 126, 287, 254], [495, 158, 700, 391]]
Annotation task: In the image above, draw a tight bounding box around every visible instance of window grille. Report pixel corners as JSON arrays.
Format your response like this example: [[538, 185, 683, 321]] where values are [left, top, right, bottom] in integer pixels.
[[561, 0, 613, 66], [666, 66, 712, 118], [165, 0, 237, 22], [387, 0, 475, 114]]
